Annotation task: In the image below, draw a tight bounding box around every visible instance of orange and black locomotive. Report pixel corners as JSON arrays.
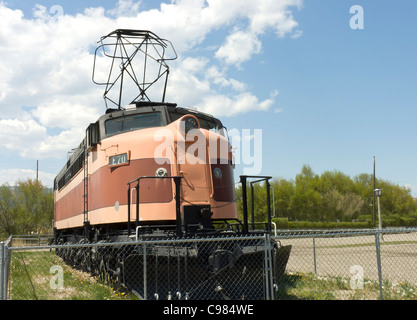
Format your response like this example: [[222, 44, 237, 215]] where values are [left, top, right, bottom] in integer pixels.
[[53, 30, 290, 300]]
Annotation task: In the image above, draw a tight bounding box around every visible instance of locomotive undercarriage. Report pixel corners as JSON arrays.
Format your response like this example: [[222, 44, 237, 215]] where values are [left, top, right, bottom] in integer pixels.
[[54, 175, 292, 300], [54, 224, 291, 300]]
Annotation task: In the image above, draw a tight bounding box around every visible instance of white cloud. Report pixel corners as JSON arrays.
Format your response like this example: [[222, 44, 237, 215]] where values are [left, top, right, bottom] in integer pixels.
[[0, 0, 302, 164], [37, 128, 85, 159], [0, 118, 84, 159], [205, 66, 247, 91], [107, 0, 141, 17], [247, 0, 302, 36], [0, 119, 46, 157], [215, 30, 262, 67], [196, 90, 278, 117], [32, 99, 101, 130], [214, 0, 302, 67], [0, 168, 55, 187], [291, 29, 303, 39]]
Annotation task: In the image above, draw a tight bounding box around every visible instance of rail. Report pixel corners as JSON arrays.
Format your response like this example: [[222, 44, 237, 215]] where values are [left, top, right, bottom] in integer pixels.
[[240, 175, 273, 234], [127, 176, 183, 237]]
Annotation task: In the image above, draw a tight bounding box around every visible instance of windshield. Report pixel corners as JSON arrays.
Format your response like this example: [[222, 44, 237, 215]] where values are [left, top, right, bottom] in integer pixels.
[[105, 112, 163, 136], [169, 111, 225, 136]]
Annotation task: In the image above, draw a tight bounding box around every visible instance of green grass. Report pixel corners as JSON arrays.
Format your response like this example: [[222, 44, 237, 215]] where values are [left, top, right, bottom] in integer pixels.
[[275, 272, 417, 300], [9, 249, 417, 300], [9, 249, 137, 300]]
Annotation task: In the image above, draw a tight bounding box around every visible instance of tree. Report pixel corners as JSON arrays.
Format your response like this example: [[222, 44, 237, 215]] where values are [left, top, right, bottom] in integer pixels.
[[291, 165, 322, 221], [235, 164, 417, 226], [322, 189, 364, 221], [272, 178, 295, 219], [0, 179, 53, 237], [376, 179, 417, 216], [0, 184, 20, 236]]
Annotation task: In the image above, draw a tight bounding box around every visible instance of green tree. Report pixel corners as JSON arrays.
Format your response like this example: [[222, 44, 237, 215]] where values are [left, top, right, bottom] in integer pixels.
[[0, 179, 53, 237], [235, 164, 417, 226], [376, 179, 417, 216], [0, 184, 20, 236], [291, 165, 322, 221], [322, 189, 364, 221], [272, 177, 295, 219]]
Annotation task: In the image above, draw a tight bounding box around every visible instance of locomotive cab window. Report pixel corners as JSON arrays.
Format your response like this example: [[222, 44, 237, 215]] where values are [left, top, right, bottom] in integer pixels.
[[169, 111, 225, 137], [105, 112, 163, 136]]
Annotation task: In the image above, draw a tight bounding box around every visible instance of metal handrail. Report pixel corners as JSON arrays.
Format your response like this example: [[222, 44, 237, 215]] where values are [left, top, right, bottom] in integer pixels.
[[127, 176, 183, 237], [240, 175, 272, 234]]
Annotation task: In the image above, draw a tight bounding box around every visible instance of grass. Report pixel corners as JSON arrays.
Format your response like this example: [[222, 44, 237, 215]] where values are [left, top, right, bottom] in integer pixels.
[[8, 249, 137, 300], [275, 271, 417, 300], [8, 249, 417, 300]]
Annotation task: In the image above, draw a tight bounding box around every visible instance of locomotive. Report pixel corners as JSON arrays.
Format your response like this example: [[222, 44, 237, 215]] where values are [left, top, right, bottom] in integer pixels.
[[54, 102, 236, 237], [53, 30, 291, 299]]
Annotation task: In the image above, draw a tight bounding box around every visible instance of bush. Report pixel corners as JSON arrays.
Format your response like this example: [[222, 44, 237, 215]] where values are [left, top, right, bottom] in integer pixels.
[[271, 217, 289, 229], [286, 221, 371, 229]]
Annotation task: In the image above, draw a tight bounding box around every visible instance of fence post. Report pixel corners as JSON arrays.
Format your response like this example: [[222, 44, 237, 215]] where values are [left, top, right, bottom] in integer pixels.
[[263, 233, 275, 300], [375, 231, 384, 300], [0, 241, 8, 300], [263, 234, 270, 300], [143, 243, 147, 300], [313, 237, 317, 274]]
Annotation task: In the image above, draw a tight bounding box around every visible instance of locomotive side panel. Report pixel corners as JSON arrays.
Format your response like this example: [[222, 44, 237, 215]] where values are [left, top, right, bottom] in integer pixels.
[[88, 159, 172, 209], [54, 171, 84, 222]]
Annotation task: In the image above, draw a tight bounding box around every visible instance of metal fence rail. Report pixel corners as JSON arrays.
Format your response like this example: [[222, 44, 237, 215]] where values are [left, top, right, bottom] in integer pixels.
[[2, 228, 417, 300]]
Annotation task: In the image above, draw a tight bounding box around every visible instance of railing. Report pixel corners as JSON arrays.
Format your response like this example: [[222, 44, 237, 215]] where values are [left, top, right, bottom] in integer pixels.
[[240, 175, 273, 234], [127, 176, 183, 237]]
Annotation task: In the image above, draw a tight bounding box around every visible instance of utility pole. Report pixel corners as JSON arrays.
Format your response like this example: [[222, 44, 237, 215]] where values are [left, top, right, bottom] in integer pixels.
[[36, 160, 39, 182], [374, 188, 383, 241], [373, 156, 376, 227]]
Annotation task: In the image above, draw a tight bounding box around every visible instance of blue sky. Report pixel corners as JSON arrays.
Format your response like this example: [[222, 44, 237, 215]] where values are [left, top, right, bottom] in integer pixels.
[[0, 0, 416, 196]]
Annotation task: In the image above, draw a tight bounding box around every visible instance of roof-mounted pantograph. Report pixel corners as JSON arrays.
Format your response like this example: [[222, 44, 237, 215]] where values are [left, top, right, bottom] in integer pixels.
[[92, 29, 177, 110]]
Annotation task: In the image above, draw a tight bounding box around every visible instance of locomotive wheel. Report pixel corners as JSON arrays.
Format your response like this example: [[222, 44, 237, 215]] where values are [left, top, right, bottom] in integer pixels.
[[77, 239, 92, 272], [98, 258, 107, 283], [56, 238, 65, 258]]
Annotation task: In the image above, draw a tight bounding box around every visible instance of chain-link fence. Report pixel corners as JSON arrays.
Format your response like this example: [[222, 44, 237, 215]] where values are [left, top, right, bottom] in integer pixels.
[[1, 234, 283, 300], [2, 228, 417, 300], [274, 228, 417, 300]]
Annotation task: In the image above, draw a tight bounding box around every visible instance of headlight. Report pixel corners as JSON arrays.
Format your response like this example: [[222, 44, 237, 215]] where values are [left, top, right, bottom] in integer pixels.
[[155, 167, 168, 177], [180, 116, 199, 134], [213, 167, 222, 179]]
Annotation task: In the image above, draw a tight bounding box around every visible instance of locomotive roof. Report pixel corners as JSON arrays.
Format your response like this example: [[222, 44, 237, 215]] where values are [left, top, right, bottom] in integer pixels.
[[54, 102, 224, 188], [102, 101, 222, 124]]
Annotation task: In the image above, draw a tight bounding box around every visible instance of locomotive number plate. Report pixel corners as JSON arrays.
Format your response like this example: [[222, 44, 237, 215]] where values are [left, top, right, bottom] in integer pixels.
[[109, 153, 128, 166]]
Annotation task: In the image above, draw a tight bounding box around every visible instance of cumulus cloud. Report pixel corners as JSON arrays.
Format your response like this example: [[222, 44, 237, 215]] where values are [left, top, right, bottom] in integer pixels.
[[32, 99, 101, 129], [0, 118, 83, 159], [0, 168, 56, 187], [0, 119, 47, 156], [196, 90, 278, 117], [215, 30, 262, 67], [0, 0, 302, 165], [107, 0, 141, 17]]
